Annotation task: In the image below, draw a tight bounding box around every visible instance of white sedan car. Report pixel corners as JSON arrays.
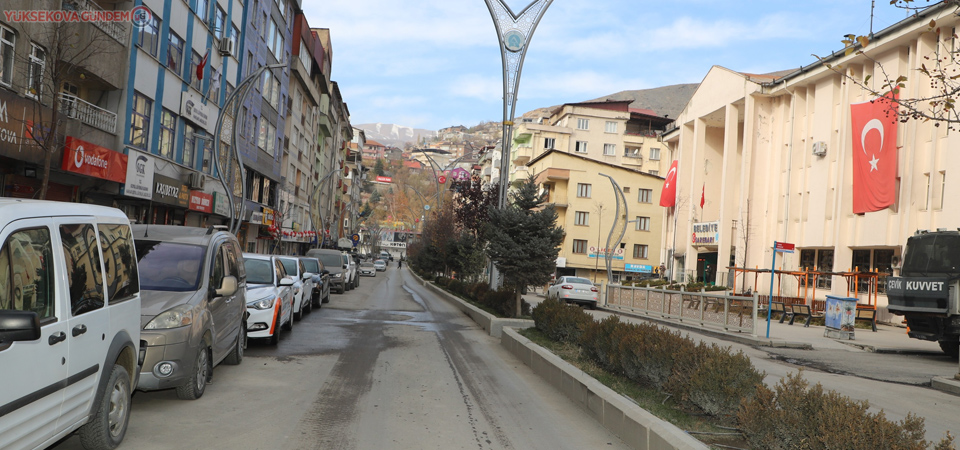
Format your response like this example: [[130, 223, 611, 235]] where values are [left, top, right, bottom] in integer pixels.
[[547, 276, 599, 309], [374, 259, 387, 271], [242, 254, 295, 345]]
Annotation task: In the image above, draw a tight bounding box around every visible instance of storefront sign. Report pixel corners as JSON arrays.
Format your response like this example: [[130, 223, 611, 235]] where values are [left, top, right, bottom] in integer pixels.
[[692, 221, 720, 245], [213, 192, 231, 216], [249, 211, 264, 224], [61, 136, 127, 183], [180, 89, 217, 132], [625, 264, 653, 273], [153, 174, 189, 207], [189, 191, 213, 213], [375, 175, 392, 183], [123, 149, 155, 200], [262, 207, 276, 226], [588, 246, 624, 260]]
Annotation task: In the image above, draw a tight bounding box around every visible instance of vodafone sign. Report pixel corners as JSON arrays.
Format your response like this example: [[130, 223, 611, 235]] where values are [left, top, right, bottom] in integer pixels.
[[61, 137, 127, 183]]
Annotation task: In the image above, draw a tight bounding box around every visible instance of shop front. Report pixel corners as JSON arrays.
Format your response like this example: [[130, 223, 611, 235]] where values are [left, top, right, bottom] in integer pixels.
[[692, 221, 720, 284], [148, 174, 190, 225]]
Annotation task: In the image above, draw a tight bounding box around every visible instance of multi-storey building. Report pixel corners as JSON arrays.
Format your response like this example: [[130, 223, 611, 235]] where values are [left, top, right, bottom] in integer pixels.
[[310, 27, 336, 246], [661, 1, 960, 321], [116, 0, 245, 229], [0, 1, 132, 204], [344, 127, 365, 240], [528, 150, 664, 284]]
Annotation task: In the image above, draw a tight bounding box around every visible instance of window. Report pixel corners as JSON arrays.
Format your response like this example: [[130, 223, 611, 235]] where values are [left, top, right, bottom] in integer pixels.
[[940, 171, 947, 210], [258, 120, 276, 153], [137, 8, 160, 57], [576, 183, 591, 198], [241, 106, 249, 134], [261, 12, 268, 39], [0, 228, 55, 320], [649, 147, 661, 161], [638, 189, 652, 203], [183, 123, 197, 167], [247, 50, 255, 76], [799, 249, 835, 289], [270, 20, 284, 61], [158, 109, 176, 159], [544, 137, 555, 150], [0, 25, 15, 86], [575, 141, 588, 153], [605, 121, 617, 133], [190, 50, 202, 91], [26, 43, 45, 98], [214, 6, 226, 39], [299, 40, 311, 70], [636, 216, 650, 231], [924, 173, 931, 210], [130, 92, 152, 149], [603, 144, 616, 156], [167, 31, 184, 74], [577, 118, 589, 130], [231, 25, 240, 46], [97, 224, 139, 302], [266, 17, 276, 48], [60, 224, 104, 315], [195, 0, 209, 21], [209, 70, 221, 103], [649, 170, 659, 176], [573, 239, 588, 254], [574, 211, 589, 226], [633, 244, 648, 259]]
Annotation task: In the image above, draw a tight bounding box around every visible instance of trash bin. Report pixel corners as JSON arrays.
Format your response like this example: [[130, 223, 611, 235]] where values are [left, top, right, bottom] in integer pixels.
[[824, 295, 857, 340]]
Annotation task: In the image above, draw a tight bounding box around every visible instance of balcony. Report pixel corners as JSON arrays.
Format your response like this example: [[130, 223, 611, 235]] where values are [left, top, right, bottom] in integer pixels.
[[59, 93, 117, 134], [64, 0, 128, 44], [512, 146, 533, 166]]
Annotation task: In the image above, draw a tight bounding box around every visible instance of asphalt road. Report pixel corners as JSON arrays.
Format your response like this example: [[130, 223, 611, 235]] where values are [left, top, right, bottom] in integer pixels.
[[52, 266, 629, 450]]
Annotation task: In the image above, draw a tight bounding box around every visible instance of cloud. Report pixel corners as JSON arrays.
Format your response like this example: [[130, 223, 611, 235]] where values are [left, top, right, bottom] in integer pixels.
[[447, 74, 503, 101]]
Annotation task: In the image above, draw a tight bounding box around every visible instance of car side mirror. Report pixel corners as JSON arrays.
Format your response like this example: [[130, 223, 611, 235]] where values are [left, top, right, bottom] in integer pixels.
[[216, 276, 238, 297], [279, 277, 294, 287], [0, 311, 41, 343], [302, 272, 313, 280]]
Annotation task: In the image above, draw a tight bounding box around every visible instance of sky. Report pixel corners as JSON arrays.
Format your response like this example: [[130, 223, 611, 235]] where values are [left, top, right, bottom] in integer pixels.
[[300, 0, 918, 132]]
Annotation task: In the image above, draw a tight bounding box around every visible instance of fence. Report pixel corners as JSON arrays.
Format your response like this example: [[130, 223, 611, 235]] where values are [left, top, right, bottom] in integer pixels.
[[604, 284, 759, 335]]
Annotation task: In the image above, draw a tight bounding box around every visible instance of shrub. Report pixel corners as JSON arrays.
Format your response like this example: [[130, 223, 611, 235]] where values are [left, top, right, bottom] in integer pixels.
[[476, 287, 529, 318], [738, 371, 933, 450], [618, 323, 686, 389], [532, 297, 592, 343], [579, 316, 631, 373]]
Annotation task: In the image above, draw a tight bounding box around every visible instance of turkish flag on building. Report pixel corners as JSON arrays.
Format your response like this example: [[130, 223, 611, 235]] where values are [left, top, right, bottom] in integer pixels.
[[700, 183, 705, 208], [197, 50, 209, 81], [850, 93, 898, 214], [659, 160, 678, 207]]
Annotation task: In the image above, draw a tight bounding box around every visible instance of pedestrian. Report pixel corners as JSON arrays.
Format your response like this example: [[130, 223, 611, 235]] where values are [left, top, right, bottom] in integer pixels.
[[398, 258, 402, 269], [659, 263, 666, 280]]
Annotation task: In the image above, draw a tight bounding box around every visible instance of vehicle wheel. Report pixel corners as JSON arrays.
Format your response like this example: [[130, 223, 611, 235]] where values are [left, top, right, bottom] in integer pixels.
[[939, 340, 960, 358], [268, 321, 280, 345], [78, 364, 131, 449], [224, 325, 245, 365], [282, 309, 294, 331], [176, 346, 210, 400], [294, 302, 303, 321], [304, 298, 312, 314], [312, 292, 321, 308], [323, 291, 331, 303]]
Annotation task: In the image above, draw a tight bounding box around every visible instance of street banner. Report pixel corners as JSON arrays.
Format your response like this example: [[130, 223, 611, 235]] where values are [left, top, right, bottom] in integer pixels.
[[850, 93, 898, 214], [659, 160, 678, 207], [123, 149, 155, 199]]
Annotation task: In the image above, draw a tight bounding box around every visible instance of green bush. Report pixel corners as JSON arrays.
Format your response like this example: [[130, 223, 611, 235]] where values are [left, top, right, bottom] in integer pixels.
[[738, 371, 935, 450], [675, 344, 765, 419], [532, 297, 592, 342], [618, 323, 686, 389], [579, 316, 631, 373]]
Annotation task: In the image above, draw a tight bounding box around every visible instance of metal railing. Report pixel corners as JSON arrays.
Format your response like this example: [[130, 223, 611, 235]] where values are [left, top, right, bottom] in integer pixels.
[[604, 284, 759, 335], [65, 0, 128, 44], [59, 93, 117, 134]]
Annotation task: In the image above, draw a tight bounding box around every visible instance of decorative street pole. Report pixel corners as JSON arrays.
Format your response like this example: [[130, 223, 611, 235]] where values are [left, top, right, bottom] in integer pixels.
[[484, 0, 553, 288]]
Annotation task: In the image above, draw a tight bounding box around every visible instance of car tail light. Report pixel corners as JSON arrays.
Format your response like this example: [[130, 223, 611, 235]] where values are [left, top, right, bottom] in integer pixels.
[[561, 285, 573, 290], [590, 287, 598, 292]]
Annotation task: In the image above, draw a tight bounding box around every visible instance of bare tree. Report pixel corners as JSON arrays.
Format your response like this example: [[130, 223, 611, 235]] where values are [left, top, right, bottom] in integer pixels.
[[15, 18, 117, 199]]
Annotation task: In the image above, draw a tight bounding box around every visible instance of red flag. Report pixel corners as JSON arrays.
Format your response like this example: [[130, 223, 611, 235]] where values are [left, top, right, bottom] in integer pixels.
[[197, 50, 209, 81], [659, 160, 678, 207], [700, 183, 705, 208], [851, 93, 898, 214]]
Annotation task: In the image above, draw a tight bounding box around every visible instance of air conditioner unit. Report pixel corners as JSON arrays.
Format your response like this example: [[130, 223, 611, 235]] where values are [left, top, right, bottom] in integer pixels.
[[187, 172, 205, 189], [812, 141, 827, 157], [218, 37, 236, 56]]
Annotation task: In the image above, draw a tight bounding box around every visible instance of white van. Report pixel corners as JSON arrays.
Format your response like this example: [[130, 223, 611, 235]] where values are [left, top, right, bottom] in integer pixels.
[[0, 199, 141, 450]]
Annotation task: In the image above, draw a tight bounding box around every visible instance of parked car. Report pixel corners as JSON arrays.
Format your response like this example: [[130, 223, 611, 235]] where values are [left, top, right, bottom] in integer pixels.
[[277, 256, 312, 321], [343, 251, 358, 290], [306, 248, 347, 294], [374, 259, 387, 271], [132, 225, 247, 401], [0, 200, 141, 450], [359, 261, 377, 277], [242, 254, 295, 345], [547, 276, 600, 309], [299, 256, 330, 306]]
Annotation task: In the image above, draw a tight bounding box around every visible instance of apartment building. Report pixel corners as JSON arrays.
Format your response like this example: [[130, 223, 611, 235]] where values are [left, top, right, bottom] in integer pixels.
[[661, 1, 960, 320]]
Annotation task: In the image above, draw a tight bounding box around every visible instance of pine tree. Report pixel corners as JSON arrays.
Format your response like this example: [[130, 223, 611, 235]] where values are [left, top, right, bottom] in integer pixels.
[[485, 176, 565, 317]]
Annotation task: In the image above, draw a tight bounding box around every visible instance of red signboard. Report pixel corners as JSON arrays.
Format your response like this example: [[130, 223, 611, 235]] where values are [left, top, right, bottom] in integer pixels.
[[188, 191, 213, 213], [774, 242, 795, 253], [375, 175, 392, 183], [61, 137, 127, 183]]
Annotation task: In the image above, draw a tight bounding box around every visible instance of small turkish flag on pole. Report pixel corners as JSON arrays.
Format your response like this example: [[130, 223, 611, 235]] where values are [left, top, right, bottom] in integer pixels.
[[197, 50, 209, 81], [659, 160, 678, 207], [851, 92, 899, 214], [700, 183, 705, 209]]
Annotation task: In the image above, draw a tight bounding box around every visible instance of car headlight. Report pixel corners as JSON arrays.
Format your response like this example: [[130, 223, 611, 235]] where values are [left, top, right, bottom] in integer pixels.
[[145, 304, 195, 330], [332, 273, 342, 279], [247, 296, 276, 310]]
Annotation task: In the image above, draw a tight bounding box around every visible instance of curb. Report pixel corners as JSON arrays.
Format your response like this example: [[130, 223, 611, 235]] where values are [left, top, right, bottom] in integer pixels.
[[408, 270, 534, 338], [501, 327, 708, 450]]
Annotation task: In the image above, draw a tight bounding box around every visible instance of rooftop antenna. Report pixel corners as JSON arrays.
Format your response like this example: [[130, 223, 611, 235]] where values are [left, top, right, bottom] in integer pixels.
[[870, 0, 875, 37]]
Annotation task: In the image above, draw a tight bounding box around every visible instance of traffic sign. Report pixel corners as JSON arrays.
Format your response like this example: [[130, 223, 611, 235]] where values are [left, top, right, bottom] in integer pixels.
[[774, 242, 795, 253]]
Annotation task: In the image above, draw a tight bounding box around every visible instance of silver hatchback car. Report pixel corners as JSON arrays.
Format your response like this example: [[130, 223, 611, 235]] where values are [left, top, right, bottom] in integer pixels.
[[132, 225, 247, 400]]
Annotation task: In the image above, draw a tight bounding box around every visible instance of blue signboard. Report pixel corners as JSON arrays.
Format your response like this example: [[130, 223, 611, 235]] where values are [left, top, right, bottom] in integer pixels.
[[625, 264, 653, 273]]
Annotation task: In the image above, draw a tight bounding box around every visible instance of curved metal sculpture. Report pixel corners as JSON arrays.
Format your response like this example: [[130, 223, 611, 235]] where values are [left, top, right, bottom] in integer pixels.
[[599, 173, 628, 284]]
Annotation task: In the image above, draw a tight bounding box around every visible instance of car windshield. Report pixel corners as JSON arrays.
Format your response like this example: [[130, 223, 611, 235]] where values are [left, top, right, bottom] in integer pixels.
[[902, 233, 960, 276], [135, 241, 206, 292], [244, 259, 275, 284], [361, 262, 374, 268], [565, 277, 593, 285], [316, 253, 341, 267], [279, 258, 299, 276], [302, 259, 319, 273]]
